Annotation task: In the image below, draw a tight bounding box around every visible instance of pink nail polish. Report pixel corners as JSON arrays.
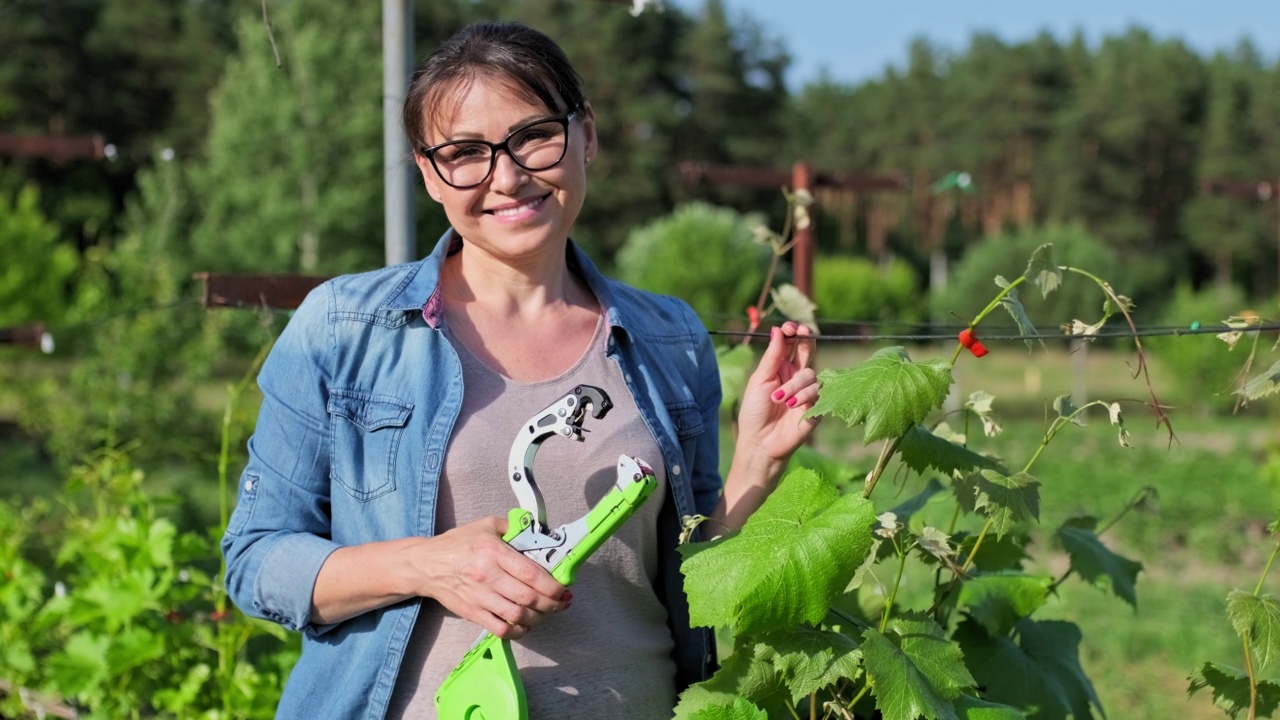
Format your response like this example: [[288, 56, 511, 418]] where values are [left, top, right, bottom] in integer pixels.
[[786, 396, 798, 407], [772, 389, 786, 400]]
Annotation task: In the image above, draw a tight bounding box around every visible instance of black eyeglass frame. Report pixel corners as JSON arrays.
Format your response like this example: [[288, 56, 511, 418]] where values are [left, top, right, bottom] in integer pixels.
[[420, 109, 581, 190]]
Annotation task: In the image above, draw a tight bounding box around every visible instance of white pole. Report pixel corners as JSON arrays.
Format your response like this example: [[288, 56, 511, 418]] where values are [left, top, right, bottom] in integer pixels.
[[383, 0, 416, 266]]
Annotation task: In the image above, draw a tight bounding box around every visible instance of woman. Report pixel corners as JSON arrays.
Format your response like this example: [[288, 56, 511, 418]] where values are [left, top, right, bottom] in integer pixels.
[[221, 20, 818, 719]]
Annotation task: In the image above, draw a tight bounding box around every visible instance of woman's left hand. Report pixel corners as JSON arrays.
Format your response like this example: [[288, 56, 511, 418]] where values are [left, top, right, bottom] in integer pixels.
[[713, 321, 820, 531], [736, 321, 820, 468]]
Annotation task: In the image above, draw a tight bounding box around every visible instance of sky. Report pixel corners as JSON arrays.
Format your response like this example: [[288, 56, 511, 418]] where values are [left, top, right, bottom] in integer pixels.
[[667, 0, 1280, 89]]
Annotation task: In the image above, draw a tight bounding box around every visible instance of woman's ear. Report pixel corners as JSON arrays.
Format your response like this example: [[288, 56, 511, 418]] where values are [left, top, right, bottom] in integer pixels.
[[414, 152, 444, 202], [579, 100, 599, 166]]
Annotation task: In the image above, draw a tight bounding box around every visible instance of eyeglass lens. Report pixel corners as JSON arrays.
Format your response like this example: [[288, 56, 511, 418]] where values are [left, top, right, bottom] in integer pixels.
[[431, 116, 570, 189]]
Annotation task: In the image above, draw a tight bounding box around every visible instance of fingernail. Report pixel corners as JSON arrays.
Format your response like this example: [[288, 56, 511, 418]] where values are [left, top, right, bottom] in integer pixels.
[[786, 396, 798, 407], [770, 327, 779, 341], [772, 388, 786, 400], [560, 590, 573, 602]]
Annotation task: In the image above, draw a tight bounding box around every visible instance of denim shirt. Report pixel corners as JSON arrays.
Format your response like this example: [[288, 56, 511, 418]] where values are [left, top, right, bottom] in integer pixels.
[[221, 230, 720, 719]]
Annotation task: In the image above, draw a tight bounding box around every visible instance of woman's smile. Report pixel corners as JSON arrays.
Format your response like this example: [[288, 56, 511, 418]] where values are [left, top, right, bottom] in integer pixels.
[[485, 192, 551, 221]]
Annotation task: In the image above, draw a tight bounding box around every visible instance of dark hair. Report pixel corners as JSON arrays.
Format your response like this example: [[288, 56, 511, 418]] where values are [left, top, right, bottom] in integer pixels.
[[403, 22, 585, 155]]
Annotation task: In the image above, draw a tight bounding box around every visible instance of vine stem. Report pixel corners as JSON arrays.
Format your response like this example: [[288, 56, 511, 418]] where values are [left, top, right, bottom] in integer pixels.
[[1252, 540, 1280, 596], [949, 275, 1027, 366], [1243, 540, 1280, 720], [847, 684, 870, 714], [879, 539, 909, 632], [962, 400, 1104, 574], [863, 436, 903, 498], [1061, 266, 1175, 443], [1048, 485, 1155, 593]]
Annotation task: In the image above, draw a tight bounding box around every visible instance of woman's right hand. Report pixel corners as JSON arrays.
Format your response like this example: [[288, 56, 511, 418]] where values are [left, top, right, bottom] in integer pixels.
[[413, 515, 571, 639], [310, 515, 570, 638]]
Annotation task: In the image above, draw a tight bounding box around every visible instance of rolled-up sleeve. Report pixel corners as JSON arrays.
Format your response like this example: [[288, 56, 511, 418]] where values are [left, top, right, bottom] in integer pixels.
[[221, 284, 342, 636]]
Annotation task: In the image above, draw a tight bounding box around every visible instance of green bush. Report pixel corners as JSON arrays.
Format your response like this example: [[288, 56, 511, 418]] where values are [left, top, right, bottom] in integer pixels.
[[0, 185, 79, 327], [812, 254, 922, 330], [1146, 283, 1255, 414], [616, 202, 770, 324], [934, 224, 1121, 329], [0, 446, 297, 719]]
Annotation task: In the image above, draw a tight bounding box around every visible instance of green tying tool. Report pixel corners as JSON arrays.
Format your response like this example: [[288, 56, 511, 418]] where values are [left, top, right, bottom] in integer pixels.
[[434, 385, 657, 720]]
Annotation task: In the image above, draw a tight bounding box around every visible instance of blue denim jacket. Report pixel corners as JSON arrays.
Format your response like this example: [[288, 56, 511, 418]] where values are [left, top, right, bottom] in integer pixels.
[[221, 230, 719, 719]]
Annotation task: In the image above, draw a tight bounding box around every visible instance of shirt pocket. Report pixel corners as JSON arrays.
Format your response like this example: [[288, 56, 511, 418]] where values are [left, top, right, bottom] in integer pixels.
[[327, 390, 414, 502], [666, 400, 705, 441]]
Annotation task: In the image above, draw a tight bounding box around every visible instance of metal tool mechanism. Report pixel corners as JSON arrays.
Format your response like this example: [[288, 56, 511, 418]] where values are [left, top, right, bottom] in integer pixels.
[[507, 384, 612, 537], [435, 384, 658, 720]]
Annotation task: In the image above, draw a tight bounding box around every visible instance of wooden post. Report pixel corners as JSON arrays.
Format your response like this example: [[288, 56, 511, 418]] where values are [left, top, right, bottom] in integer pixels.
[[791, 161, 814, 300], [680, 161, 905, 305]]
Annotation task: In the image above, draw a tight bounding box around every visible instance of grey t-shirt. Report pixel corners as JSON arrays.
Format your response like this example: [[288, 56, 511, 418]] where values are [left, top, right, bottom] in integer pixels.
[[388, 314, 678, 719]]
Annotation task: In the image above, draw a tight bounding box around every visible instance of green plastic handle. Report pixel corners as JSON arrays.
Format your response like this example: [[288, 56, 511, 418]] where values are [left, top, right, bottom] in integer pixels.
[[435, 472, 656, 719], [433, 632, 525, 720], [550, 470, 655, 586]]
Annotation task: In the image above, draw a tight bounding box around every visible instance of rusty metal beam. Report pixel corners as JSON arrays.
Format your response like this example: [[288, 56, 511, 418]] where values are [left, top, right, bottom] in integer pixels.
[[0, 133, 106, 162], [195, 273, 330, 311], [679, 161, 907, 192], [1201, 178, 1278, 201], [0, 324, 53, 352]]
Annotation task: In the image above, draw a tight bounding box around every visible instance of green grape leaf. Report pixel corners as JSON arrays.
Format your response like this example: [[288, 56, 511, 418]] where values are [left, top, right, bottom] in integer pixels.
[[756, 626, 863, 702], [717, 344, 755, 412], [955, 618, 1103, 720], [900, 424, 1003, 478], [771, 283, 819, 332], [955, 695, 1029, 720], [1025, 244, 1062, 299], [994, 278, 1044, 352], [679, 469, 877, 634], [1054, 517, 1142, 607], [1187, 661, 1280, 719], [1227, 591, 1280, 670], [809, 347, 953, 444], [1237, 359, 1280, 405], [687, 697, 768, 720], [954, 531, 1032, 573], [956, 573, 1052, 637], [953, 470, 1040, 539], [862, 614, 975, 720], [675, 639, 788, 719]]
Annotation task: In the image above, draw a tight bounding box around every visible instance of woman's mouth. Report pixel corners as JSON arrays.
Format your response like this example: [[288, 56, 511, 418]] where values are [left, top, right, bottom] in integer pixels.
[[487, 194, 549, 218]]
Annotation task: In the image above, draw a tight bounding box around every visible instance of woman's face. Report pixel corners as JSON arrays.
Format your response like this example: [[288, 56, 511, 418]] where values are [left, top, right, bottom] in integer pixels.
[[415, 76, 597, 265]]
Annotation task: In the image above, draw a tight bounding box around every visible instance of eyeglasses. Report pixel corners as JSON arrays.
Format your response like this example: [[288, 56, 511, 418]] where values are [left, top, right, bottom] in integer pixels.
[[421, 110, 579, 190]]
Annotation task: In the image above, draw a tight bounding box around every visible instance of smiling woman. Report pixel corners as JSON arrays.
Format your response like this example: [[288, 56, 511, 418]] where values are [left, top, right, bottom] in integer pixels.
[[219, 20, 819, 720]]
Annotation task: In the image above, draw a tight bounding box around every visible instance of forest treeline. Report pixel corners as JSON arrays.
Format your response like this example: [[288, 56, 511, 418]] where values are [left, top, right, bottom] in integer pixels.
[[3, 0, 1280, 322]]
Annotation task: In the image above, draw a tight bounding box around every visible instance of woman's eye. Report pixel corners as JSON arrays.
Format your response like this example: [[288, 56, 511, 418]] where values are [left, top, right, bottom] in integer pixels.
[[440, 143, 488, 162], [513, 129, 554, 148]]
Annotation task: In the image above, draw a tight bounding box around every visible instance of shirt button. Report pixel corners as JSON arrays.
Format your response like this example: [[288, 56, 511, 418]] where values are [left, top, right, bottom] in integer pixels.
[[672, 465, 682, 476], [244, 480, 254, 492]]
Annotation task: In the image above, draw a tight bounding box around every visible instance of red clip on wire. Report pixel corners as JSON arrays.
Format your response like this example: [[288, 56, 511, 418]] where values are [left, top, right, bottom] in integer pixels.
[[958, 328, 989, 358]]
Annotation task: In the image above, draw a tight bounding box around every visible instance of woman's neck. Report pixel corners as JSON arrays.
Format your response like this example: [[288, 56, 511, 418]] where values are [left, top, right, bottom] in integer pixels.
[[441, 244, 593, 321]]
